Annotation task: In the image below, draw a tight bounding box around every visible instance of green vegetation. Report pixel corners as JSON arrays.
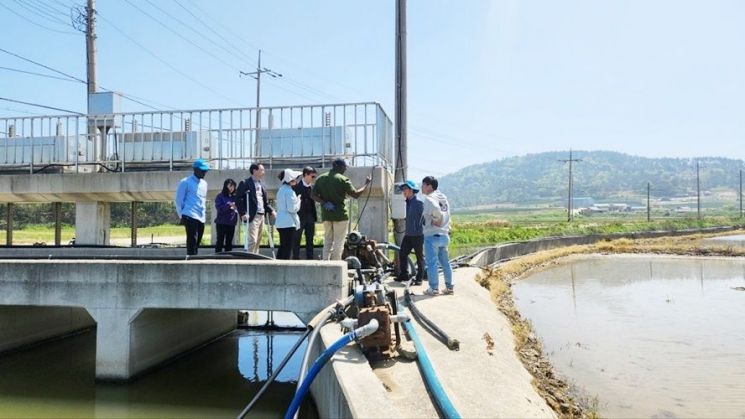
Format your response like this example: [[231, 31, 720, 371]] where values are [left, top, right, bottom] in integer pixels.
[[440, 150, 745, 208]]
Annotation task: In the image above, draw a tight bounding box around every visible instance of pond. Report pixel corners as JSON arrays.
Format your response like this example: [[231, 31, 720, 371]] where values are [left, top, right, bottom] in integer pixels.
[[513, 254, 745, 418]]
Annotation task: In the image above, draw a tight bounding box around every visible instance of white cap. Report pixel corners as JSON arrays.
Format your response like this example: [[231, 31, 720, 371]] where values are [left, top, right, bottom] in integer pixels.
[[282, 169, 302, 183]]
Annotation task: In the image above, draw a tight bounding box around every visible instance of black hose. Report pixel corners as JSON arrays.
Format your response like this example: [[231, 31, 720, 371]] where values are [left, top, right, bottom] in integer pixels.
[[404, 290, 459, 351], [236, 327, 313, 419]]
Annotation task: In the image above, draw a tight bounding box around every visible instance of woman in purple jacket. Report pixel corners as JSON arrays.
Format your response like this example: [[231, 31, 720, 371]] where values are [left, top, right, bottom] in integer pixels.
[[214, 178, 238, 252]]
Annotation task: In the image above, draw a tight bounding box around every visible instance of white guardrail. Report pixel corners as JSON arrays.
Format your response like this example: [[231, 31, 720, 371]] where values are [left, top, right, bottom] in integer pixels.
[[0, 102, 393, 173]]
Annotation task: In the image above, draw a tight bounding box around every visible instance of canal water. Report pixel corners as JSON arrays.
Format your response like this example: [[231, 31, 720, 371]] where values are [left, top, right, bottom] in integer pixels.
[[513, 255, 745, 418], [0, 328, 308, 418]]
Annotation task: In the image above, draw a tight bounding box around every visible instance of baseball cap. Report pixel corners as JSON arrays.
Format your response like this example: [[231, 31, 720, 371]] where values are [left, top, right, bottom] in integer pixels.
[[193, 159, 210, 171], [282, 169, 302, 183], [401, 179, 419, 193]]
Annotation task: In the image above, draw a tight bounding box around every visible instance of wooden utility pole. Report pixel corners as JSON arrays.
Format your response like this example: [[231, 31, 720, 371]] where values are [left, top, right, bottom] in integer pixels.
[[559, 149, 582, 222], [647, 182, 651, 222]]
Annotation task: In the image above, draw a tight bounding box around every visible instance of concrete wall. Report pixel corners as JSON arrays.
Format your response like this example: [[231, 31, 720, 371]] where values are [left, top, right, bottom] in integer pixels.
[[0, 305, 95, 353], [469, 226, 739, 267], [128, 308, 237, 379], [309, 325, 402, 418]]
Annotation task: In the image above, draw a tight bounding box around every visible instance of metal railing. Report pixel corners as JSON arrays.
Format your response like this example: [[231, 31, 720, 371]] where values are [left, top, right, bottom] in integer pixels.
[[0, 102, 393, 173]]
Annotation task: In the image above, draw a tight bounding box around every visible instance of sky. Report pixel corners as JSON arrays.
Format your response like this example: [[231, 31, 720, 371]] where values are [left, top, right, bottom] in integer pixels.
[[1, 0, 744, 182]]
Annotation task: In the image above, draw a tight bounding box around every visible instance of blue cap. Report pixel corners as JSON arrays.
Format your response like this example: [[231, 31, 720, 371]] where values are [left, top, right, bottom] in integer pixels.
[[191, 159, 210, 172], [402, 179, 419, 193], [193, 158, 209, 171]]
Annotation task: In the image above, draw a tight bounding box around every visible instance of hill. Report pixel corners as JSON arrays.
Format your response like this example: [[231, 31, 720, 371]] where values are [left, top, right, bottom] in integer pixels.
[[439, 151, 744, 209]]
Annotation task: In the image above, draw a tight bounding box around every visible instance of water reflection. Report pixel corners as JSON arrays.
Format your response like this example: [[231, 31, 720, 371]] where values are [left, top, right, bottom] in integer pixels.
[[0, 329, 305, 418], [514, 255, 745, 418]]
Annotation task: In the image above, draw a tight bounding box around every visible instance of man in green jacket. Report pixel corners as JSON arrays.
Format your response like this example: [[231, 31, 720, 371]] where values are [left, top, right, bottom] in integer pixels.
[[311, 158, 371, 260]]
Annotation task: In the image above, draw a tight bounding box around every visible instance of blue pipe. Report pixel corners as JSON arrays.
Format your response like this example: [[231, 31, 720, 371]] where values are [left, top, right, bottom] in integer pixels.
[[401, 307, 462, 419], [284, 320, 379, 419]]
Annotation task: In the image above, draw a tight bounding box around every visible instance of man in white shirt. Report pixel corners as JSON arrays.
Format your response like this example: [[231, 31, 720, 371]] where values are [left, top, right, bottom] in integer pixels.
[[236, 163, 276, 253]]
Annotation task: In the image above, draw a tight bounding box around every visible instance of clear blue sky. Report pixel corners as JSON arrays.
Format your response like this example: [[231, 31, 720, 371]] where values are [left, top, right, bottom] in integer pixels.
[[2, 0, 744, 182]]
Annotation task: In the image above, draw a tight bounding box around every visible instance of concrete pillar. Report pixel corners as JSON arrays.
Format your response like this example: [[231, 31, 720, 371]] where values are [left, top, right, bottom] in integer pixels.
[[356, 197, 389, 243], [5, 203, 13, 246], [75, 202, 111, 245], [89, 307, 236, 381], [54, 202, 62, 246], [130, 201, 138, 247]]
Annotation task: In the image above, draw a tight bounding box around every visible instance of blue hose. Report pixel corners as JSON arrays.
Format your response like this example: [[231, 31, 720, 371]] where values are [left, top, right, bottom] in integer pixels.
[[401, 307, 462, 419], [284, 320, 378, 419]]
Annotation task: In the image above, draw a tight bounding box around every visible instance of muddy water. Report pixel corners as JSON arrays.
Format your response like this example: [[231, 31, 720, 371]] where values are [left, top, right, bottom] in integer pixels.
[[513, 255, 745, 418], [0, 329, 306, 418]]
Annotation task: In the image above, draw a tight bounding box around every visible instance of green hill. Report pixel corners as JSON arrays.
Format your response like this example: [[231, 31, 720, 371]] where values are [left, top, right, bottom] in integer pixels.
[[439, 151, 744, 209]]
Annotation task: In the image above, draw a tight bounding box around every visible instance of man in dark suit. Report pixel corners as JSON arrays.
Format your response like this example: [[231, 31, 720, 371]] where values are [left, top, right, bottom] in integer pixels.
[[292, 166, 318, 259], [236, 163, 276, 253]]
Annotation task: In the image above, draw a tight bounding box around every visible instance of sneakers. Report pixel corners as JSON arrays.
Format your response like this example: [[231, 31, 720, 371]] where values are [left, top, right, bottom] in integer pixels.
[[442, 288, 454, 295], [423, 288, 440, 296], [412, 279, 423, 286]]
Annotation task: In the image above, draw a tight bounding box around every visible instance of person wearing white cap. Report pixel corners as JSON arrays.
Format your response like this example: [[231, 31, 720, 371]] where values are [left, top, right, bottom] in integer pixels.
[[275, 168, 302, 259], [174, 158, 209, 255]]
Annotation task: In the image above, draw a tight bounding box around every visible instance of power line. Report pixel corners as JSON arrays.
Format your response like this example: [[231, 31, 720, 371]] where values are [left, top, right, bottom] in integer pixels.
[[0, 47, 176, 112], [123, 0, 241, 72], [0, 2, 78, 35], [25, 0, 72, 17], [173, 0, 257, 66], [0, 47, 86, 83], [0, 97, 83, 115], [182, 0, 356, 102], [96, 11, 242, 105], [0, 66, 80, 82], [12, 0, 70, 27]]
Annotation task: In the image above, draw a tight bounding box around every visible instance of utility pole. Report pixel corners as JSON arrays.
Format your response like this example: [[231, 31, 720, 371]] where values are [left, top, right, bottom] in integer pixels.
[[696, 161, 701, 220], [394, 0, 407, 183], [647, 182, 651, 222], [86, 0, 96, 97], [740, 169, 742, 218], [392, 0, 407, 246], [559, 149, 582, 222], [240, 49, 281, 157]]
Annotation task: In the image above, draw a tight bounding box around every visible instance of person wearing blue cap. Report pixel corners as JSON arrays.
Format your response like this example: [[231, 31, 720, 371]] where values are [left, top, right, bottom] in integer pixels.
[[174, 159, 209, 255], [398, 180, 425, 284]]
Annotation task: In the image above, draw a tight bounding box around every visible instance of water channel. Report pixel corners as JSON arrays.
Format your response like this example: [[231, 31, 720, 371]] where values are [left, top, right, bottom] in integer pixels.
[[513, 254, 745, 418], [0, 328, 308, 418]]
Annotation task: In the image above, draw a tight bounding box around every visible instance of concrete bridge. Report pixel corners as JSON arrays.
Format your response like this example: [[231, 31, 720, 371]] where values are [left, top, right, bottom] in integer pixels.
[[0, 166, 391, 246], [0, 258, 347, 380]]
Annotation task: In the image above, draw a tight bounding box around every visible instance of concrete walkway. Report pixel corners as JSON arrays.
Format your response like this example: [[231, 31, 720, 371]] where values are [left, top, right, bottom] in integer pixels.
[[319, 267, 554, 418]]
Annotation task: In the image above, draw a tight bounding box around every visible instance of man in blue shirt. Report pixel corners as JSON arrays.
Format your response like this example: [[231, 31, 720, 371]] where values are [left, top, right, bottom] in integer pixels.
[[398, 180, 425, 284], [174, 159, 209, 255]]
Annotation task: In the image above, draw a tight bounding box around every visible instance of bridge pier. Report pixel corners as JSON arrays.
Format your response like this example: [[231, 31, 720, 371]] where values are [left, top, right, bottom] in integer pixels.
[[75, 202, 111, 245], [90, 307, 237, 381]]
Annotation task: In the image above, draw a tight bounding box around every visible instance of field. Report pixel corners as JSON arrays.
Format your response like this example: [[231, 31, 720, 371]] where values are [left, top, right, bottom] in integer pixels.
[[4, 205, 742, 253]]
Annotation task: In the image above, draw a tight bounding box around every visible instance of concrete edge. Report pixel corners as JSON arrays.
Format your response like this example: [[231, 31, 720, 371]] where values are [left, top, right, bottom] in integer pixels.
[[310, 324, 403, 419]]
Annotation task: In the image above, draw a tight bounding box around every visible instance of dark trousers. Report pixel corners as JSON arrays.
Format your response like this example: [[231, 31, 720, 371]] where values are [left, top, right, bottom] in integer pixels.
[[215, 223, 236, 253], [399, 235, 425, 281], [277, 227, 296, 260], [292, 214, 316, 259], [184, 216, 205, 256]]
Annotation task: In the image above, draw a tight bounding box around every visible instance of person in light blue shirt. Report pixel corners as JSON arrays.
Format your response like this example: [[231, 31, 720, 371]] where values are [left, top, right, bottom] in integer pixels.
[[175, 159, 209, 255]]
